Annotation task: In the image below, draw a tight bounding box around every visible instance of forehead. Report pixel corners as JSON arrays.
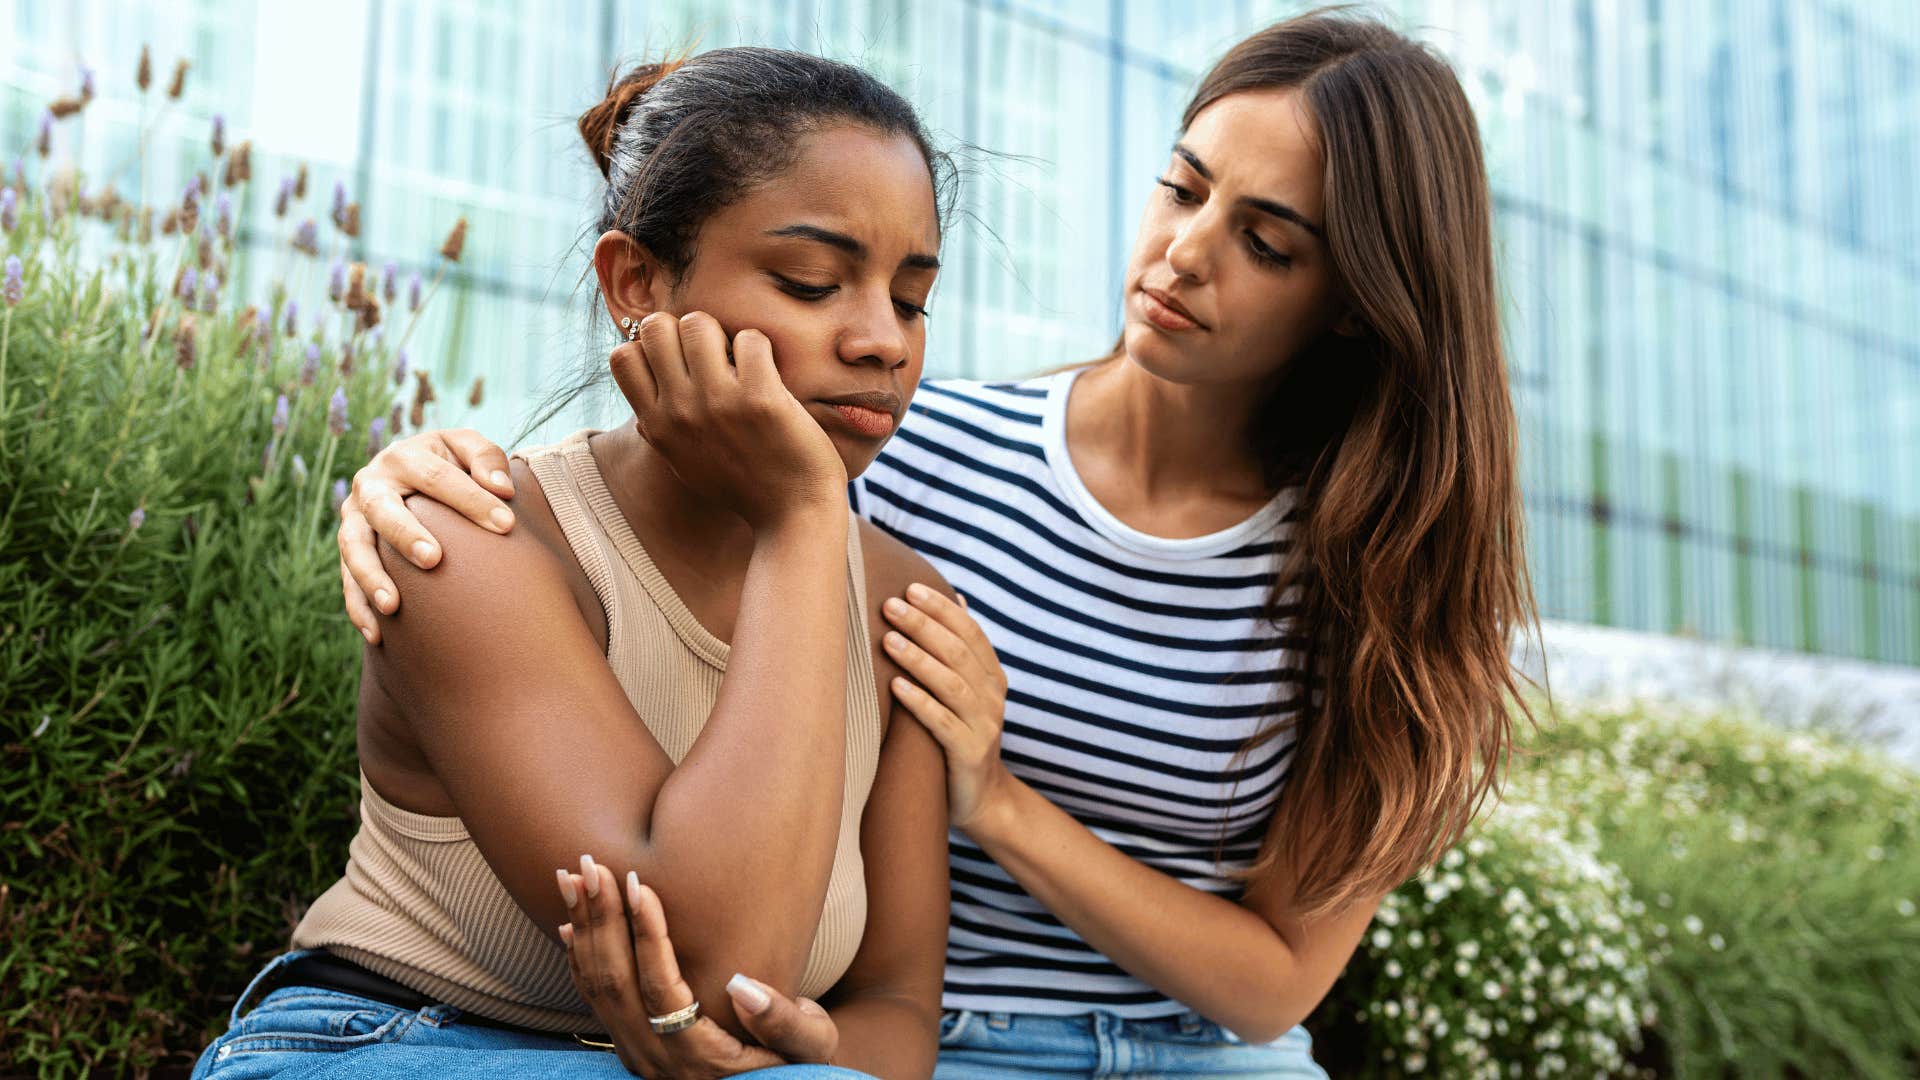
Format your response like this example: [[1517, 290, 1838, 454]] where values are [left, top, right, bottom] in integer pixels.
[[721, 124, 942, 254], [1181, 87, 1325, 221]]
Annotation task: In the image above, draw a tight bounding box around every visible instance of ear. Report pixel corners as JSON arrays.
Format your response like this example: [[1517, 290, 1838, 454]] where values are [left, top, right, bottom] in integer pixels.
[[592, 230, 671, 330]]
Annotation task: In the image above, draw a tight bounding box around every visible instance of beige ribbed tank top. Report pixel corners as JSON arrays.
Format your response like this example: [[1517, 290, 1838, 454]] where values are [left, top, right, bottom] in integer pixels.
[[292, 429, 883, 1032]]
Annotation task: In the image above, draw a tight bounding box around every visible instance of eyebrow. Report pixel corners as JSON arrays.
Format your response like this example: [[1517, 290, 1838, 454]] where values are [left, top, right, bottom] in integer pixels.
[[1172, 144, 1326, 241], [764, 223, 941, 272]]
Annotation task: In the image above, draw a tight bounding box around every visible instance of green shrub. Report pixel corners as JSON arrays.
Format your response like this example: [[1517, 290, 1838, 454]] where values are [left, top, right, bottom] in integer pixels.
[[1308, 794, 1658, 1078], [1522, 705, 1920, 1080], [0, 150, 460, 1076]]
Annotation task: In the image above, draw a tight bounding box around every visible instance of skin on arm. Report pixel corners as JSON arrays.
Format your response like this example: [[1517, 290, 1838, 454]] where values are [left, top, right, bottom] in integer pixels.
[[810, 530, 953, 1077], [885, 584, 1380, 1042], [366, 491, 850, 1040]]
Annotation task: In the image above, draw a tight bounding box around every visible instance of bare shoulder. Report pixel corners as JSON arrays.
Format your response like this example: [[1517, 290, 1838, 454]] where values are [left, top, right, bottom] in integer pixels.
[[857, 518, 956, 606]]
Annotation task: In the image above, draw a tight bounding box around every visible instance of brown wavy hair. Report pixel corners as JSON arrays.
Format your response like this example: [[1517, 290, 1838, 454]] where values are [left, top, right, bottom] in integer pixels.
[[1197, 11, 1539, 919]]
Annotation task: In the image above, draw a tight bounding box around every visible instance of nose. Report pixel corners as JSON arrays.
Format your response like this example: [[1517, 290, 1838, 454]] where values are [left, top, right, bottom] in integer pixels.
[[839, 288, 911, 370], [1164, 205, 1217, 284]]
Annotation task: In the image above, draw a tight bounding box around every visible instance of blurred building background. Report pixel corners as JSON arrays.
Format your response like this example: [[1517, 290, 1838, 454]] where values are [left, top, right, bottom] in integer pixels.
[[4, 1, 1917, 717]]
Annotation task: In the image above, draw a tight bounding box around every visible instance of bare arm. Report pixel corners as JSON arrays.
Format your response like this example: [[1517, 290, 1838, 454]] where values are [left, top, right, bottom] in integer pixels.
[[884, 586, 1380, 1043], [372, 487, 849, 1040]]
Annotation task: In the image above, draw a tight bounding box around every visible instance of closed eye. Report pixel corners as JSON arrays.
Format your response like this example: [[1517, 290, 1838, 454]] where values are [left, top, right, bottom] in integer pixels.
[[772, 274, 836, 301], [1244, 231, 1292, 269]]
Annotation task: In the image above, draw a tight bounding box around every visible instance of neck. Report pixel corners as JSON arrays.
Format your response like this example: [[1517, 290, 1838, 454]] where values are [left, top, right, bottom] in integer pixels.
[[1069, 356, 1274, 504], [593, 423, 759, 565]]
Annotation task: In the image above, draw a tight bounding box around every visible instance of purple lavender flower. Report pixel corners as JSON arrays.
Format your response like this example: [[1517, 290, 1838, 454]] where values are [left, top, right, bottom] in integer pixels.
[[291, 453, 308, 484], [331, 181, 347, 226], [407, 271, 422, 313], [1, 188, 16, 232], [367, 415, 387, 456], [331, 478, 350, 514], [36, 112, 51, 157], [382, 261, 398, 304], [210, 114, 226, 157], [186, 175, 203, 198], [80, 66, 96, 99], [176, 267, 198, 300], [274, 176, 293, 218], [199, 272, 219, 313], [328, 260, 345, 303], [271, 393, 290, 433], [301, 342, 320, 385], [283, 299, 300, 337], [392, 348, 408, 386], [292, 218, 319, 255], [327, 386, 349, 435], [389, 403, 403, 436], [2, 256, 20, 307], [128, 507, 146, 531], [215, 192, 232, 241]]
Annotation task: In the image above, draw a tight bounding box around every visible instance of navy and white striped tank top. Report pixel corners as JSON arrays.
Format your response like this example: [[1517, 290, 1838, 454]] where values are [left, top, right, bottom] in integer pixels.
[[850, 368, 1307, 1018]]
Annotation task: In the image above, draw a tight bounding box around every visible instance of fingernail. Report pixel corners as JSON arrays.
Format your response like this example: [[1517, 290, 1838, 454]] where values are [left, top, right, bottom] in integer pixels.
[[559, 924, 574, 947], [490, 470, 510, 488], [555, 868, 578, 907], [374, 588, 392, 611], [728, 974, 771, 1015], [883, 597, 907, 616], [958, 593, 968, 608], [411, 540, 436, 565], [626, 870, 641, 909], [360, 625, 374, 644], [908, 583, 930, 602], [884, 632, 905, 649], [489, 507, 514, 532], [580, 854, 599, 897]]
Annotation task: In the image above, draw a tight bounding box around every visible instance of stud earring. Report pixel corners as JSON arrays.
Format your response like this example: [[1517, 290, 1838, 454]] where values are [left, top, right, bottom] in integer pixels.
[[620, 315, 640, 341]]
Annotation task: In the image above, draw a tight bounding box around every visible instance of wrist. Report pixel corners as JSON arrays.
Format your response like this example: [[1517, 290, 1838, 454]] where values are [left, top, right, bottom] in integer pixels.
[[957, 764, 1023, 841], [751, 499, 848, 545]]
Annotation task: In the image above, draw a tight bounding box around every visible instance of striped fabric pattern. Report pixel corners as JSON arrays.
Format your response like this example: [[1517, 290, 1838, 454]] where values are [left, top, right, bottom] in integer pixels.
[[852, 370, 1306, 1018]]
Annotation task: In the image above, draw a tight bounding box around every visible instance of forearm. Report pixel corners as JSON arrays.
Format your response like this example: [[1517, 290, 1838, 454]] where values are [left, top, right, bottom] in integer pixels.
[[824, 991, 939, 1080], [965, 774, 1310, 1041], [644, 511, 852, 986]]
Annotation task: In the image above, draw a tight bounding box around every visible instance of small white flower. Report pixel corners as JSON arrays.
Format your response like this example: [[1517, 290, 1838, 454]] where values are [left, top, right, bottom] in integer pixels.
[[1898, 899, 1916, 918], [1708, 934, 1725, 951], [1372, 928, 1392, 949], [1483, 980, 1503, 999], [1682, 915, 1704, 936], [1384, 959, 1403, 978]]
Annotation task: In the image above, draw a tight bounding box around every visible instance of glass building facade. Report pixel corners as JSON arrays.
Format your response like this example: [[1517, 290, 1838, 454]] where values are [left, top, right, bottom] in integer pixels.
[[5, 0, 1916, 668]]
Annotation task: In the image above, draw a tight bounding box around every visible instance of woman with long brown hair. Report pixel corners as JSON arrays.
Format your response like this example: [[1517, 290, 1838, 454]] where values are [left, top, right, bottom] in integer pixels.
[[335, 11, 1533, 1076]]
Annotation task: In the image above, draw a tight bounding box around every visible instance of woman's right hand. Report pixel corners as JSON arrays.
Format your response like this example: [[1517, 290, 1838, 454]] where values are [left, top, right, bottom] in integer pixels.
[[616, 311, 847, 533], [340, 428, 518, 644]]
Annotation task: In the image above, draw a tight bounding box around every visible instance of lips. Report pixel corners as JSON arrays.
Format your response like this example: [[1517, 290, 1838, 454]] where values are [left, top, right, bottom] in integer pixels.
[[1140, 285, 1207, 331], [817, 390, 902, 438]]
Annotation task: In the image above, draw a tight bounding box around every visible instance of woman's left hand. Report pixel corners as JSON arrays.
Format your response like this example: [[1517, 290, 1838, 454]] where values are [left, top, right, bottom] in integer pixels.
[[558, 858, 839, 1077], [881, 585, 1014, 832]]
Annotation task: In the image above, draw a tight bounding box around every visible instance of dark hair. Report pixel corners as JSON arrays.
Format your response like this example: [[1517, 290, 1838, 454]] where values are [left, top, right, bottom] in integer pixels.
[[1191, 11, 1537, 919], [520, 47, 955, 438], [584, 47, 951, 275]]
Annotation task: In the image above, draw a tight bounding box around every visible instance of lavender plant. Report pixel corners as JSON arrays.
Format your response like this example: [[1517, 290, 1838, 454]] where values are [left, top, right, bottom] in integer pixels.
[[0, 47, 470, 1078]]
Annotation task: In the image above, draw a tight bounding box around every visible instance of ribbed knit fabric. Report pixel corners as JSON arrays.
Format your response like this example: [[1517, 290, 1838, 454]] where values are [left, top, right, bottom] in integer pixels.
[[292, 429, 883, 1032]]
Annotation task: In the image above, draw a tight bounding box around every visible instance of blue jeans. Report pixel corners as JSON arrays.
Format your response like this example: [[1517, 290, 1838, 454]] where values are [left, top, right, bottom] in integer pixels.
[[191, 950, 874, 1079], [932, 1009, 1326, 1078]]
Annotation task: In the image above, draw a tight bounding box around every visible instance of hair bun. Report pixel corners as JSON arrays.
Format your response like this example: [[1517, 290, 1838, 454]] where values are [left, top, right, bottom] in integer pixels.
[[579, 58, 686, 180]]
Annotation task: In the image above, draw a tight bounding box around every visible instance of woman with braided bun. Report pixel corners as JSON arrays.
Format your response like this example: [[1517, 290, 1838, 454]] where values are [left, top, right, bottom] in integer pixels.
[[334, 10, 1536, 1079], [195, 48, 965, 1080]]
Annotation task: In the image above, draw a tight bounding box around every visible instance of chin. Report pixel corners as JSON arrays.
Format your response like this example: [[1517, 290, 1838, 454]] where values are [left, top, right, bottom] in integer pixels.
[[1119, 321, 1215, 386]]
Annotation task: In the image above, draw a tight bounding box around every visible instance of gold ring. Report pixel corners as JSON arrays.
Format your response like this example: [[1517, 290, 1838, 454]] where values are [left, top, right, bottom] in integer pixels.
[[648, 1000, 700, 1035]]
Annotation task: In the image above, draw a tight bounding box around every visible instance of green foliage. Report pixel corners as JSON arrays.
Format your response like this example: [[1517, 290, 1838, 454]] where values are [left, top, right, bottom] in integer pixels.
[[1309, 703, 1920, 1079], [1520, 705, 1920, 1080], [0, 174, 424, 1076], [1309, 781, 1657, 1078]]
